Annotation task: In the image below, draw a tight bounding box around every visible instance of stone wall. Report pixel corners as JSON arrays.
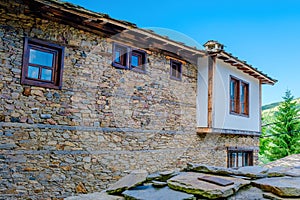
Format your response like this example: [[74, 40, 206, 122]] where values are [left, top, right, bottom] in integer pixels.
[[0, 0, 259, 199]]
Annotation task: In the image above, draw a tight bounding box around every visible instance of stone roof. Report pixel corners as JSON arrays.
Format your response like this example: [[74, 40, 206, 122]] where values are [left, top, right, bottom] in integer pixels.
[[264, 154, 300, 168], [18, 0, 277, 85], [66, 162, 300, 199]]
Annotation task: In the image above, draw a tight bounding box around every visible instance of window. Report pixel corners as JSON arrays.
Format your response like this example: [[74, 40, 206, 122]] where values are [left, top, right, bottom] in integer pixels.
[[131, 49, 146, 73], [170, 60, 182, 81], [21, 37, 64, 89], [113, 43, 129, 69], [112, 43, 146, 72], [228, 150, 253, 168], [230, 76, 249, 116]]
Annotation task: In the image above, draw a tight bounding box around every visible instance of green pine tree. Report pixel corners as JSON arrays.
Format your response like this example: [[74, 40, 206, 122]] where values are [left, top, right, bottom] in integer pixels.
[[259, 117, 271, 164], [263, 90, 300, 161]]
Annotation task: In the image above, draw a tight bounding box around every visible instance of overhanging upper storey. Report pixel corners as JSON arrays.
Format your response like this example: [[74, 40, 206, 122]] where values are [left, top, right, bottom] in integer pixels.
[[204, 40, 277, 85]]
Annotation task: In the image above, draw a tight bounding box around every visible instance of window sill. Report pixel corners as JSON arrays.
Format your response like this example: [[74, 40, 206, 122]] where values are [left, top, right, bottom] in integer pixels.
[[131, 67, 146, 74], [21, 79, 62, 90], [170, 76, 182, 81], [112, 62, 128, 69], [230, 112, 249, 118]]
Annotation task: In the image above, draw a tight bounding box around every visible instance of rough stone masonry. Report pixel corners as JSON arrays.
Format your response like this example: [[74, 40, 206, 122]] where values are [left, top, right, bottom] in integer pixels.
[[0, 0, 259, 199]]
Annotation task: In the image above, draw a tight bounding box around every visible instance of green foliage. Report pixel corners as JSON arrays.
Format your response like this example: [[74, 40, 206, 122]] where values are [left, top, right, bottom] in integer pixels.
[[260, 90, 300, 162]]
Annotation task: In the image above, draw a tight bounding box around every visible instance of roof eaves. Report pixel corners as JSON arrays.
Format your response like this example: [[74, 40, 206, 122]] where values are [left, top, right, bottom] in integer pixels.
[[217, 51, 277, 85]]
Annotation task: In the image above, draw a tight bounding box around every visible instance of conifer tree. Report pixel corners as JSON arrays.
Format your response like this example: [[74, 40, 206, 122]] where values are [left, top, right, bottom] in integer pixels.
[[264, 90, 300, 161]]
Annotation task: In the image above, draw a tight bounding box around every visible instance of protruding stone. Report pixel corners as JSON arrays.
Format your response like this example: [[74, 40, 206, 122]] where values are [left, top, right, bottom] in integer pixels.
[[107, 170, 148, 194], [152, 181, 168, 188], [76, 182, 88, 194], [31, 89, 44, 97], [23, 87, 31, 96], [267, 166, 291, 177], [47, 118, 57, 125], [252, 177, 300, 197], [40, 114, 52, 119], [227, 186, 267, 200], [186, 163, 235, 176], [236, 166, 269, 179]]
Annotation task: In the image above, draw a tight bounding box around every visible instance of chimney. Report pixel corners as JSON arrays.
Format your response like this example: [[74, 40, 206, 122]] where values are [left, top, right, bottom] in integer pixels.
[[203, 40, 224, 52]]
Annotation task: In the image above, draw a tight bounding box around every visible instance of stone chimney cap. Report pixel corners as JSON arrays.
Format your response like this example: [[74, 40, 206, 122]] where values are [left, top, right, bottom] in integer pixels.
[[203, 40, 225, 52]]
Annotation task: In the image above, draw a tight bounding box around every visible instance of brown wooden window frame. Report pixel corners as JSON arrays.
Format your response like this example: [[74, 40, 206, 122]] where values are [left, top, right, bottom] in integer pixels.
[[170, 59, 182, 81], [227, 149, 253, 168], [130, 49, 147, 73], [112, 43, 146, 72], [21, 37, 64, 89], [229, 76, 249, 116], [112, 43, 130, 69]]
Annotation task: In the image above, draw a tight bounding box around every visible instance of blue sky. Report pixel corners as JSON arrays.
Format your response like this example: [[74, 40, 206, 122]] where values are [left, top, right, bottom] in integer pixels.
[[66, 0, 300, 105]]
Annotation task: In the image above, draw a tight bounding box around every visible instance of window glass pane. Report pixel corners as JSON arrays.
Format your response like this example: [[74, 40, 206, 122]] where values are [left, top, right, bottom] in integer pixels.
[[41, 68, 52, 81], [240, 85, 245, 102], [244, 152, 249, 166], [115, 51, 121, 63], [238, 152, 243, 167], [230, 81, 235, 98], [171, 65, 177, 77], [241, 103, 245, 113], [29, 49, 53, 67], [132, 54, 139, 67], [231, 152, 237, 168], [27, 66, 39, 79]]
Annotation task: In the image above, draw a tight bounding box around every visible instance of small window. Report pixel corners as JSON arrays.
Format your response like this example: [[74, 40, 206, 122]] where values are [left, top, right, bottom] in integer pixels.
[[113, 43, 129, 69], [170, 60, 182, 81], [228, 150, 253, 168], [230, 76, 249, 116], [230, 78, 239, 113], [112, 43, 146, 72], [131, 49, 146, 73], [21, 37, 64, 89], [240, 82, 249, 115]]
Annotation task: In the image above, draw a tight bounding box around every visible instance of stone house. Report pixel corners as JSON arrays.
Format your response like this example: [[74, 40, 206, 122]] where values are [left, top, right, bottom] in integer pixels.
[[0, 0, 276, 198]]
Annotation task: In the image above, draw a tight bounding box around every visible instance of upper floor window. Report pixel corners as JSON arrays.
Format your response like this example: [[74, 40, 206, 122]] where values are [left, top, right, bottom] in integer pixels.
[[113, 43, 129, 69], [112, 43, 146, 72], [131, 49, 146, 73], [228, 149, 253, 168], [21, 37, 64, 89], [170, 60, 182, 81], [230, 76, 249, 116]]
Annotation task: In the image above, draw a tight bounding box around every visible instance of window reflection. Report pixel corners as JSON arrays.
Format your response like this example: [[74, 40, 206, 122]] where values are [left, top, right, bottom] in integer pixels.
[[131, 55, 139, 67], [41, 68, 52, 81], [28, 66, 39, 79], [29, 49, 53, 67]]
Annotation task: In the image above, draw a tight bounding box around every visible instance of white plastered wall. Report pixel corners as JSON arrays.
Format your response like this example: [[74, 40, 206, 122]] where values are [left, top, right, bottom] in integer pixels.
[[213, 60, 260, 132]]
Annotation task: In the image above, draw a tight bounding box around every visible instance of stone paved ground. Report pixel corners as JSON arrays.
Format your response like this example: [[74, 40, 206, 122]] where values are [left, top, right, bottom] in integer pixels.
[[65, 191, 124, 200], [264, 154, 300, 168]]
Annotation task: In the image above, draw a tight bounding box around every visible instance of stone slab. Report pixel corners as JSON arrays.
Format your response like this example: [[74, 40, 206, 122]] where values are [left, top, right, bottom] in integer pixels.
[[198, 175, 234, 186], [106, 170, 148, 194], [252, 177, 300, 197], [65, 191, 124, 200], [186, 163, 235, 176], [167, 172, 250, 199], [263, 192, 300, 200], [236, 166, 269, 179], [122, 184, 195, 200], [227, 186, 267, 200]]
